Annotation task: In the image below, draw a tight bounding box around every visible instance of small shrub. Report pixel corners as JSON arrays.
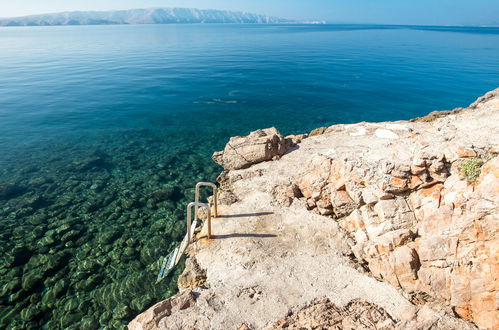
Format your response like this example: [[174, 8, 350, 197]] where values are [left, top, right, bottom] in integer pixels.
[[459, 158, 484, 183]]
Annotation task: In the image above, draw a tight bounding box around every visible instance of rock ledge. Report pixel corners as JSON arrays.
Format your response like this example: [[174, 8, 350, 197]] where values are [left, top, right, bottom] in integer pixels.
[[130, 89, 498, 330]]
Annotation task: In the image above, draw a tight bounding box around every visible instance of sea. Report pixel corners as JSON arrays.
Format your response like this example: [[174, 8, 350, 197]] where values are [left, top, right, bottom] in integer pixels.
[[0, 24, 498, 328]]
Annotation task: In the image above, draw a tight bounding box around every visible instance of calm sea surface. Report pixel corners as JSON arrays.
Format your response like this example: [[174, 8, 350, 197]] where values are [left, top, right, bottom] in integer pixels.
[[0, 24, 498, 328]]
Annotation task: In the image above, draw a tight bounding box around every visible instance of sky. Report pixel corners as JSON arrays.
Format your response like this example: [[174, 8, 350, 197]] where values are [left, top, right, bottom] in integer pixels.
[[0, 0, 498, 26]]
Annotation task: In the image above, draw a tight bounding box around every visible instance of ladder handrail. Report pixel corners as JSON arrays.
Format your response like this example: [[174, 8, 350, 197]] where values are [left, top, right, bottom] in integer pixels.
[[195, 182, 218, 217]]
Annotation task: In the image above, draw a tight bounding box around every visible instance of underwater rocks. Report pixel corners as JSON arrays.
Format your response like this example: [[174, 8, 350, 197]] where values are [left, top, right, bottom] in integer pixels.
[[150, 186, 183, 203], [8, 246, 31, 267], [21, 271, 43, 291], [72, 152, 112, 172], [0, 183, 25, 200], [1, 129, 221, 328]]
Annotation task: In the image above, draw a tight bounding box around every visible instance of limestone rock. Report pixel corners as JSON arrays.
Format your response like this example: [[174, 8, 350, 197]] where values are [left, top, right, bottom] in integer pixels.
[[131, 89, 499, 330], [178, 257, 207, 291], [268, 299, 397, 329], [218, 189, 239, 205], [212, 127, 289, 170], [272, 183, 301, 207], [284, 133, 307, 146], [330, 190, 357, 217], [393, 246, 420, 291], [375, 128, 399, 139], [400, 305, 477, 330], [309, 126, 327, 136], [457, 146, 477, 158], [296, 154, 331, 199]]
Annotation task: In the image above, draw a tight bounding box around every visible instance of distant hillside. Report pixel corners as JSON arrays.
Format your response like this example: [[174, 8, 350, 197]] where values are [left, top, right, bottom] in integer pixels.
[[0, 8, 297, 26]]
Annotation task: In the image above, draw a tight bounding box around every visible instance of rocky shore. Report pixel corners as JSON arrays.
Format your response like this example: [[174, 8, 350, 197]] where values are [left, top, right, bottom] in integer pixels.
[[129, 89, 498, 329]]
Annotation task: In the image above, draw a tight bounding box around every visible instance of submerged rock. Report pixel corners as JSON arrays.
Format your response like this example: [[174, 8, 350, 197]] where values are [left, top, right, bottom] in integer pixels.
[[0, 183, 25, 200], [9, 246, 32, 267], [72, 156, 108, 171], [21, 271, 44, 291]]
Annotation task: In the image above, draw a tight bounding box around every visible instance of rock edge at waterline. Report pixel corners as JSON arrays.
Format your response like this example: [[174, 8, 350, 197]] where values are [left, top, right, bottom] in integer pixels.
[[130, 88, 498, 329]]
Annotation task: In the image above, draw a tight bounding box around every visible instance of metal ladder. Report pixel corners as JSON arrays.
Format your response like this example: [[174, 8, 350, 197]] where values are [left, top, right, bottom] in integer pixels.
[[156, 182, 218, 283]]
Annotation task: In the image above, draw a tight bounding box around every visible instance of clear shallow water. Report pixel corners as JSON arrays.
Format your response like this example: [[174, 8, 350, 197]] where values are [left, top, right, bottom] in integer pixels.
[[0, 24, 498, 328]]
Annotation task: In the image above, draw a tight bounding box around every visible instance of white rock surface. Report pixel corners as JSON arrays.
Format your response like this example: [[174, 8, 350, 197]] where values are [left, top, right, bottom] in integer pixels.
[[375, 128, 400, 139], [130, 88, 499, 330]]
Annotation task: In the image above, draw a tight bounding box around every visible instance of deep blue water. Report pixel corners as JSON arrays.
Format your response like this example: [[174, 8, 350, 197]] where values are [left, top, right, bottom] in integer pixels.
[[0, 24, 498, 328], [1, 24, 499, 155]]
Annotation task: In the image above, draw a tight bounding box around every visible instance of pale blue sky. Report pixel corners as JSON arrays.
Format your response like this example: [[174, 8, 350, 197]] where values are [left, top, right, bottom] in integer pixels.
[[0, 0, 498, 26]]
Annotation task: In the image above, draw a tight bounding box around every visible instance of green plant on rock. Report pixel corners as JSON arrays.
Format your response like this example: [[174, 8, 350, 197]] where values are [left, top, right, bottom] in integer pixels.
[[459, 158, 484, 183]]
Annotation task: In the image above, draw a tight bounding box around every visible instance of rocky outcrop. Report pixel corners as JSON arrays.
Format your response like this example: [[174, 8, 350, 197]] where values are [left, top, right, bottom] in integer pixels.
[[299, 151, 498, 328], [293, 89, 499, 329], [269, 299, 398, 329], [268, 298, 476, 330], [212, 127, 296, 170], [130, 88, 498, 329]]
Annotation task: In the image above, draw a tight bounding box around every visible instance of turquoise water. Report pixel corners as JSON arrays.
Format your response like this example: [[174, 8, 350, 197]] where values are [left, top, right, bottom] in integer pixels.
[[0, 24, 498, 328]]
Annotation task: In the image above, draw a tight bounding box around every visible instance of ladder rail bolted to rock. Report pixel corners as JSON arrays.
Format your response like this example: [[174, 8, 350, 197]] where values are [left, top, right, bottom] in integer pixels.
[[195, 181, 218, 218]]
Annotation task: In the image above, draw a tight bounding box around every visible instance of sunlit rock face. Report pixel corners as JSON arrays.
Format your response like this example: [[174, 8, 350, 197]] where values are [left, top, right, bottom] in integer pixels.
[[130, 89, 498, 329], [212, 127, 293, 170], [293, 88, 499, 329]]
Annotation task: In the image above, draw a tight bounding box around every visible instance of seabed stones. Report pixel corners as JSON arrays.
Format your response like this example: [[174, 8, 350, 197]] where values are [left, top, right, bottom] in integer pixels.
[[0, 129, 220, 328]]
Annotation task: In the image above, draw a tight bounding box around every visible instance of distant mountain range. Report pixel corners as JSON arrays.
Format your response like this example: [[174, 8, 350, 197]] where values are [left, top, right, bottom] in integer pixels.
[[0, 8, 324, 27]]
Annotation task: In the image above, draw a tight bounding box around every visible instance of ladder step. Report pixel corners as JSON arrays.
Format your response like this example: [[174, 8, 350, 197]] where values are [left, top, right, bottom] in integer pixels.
[[156, 248, 176, 283], [156, 181, 217, 284], [156, 219, 198, 284]]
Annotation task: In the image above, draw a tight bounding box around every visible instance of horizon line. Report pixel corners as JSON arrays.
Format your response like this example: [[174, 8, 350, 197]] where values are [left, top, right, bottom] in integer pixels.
[[0, 22, 498, 29], [1, 7, 286, 20], [1, 8, 497, 27]]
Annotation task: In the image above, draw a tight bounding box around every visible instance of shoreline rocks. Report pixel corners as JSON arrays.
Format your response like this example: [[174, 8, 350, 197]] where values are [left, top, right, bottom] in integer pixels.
[[212, 127, 298, 170], [130, 88, 498, 329]]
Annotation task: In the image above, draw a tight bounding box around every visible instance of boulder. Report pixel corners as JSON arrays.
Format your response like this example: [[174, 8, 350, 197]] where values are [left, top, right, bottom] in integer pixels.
[[212, 127, 289, 170]]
